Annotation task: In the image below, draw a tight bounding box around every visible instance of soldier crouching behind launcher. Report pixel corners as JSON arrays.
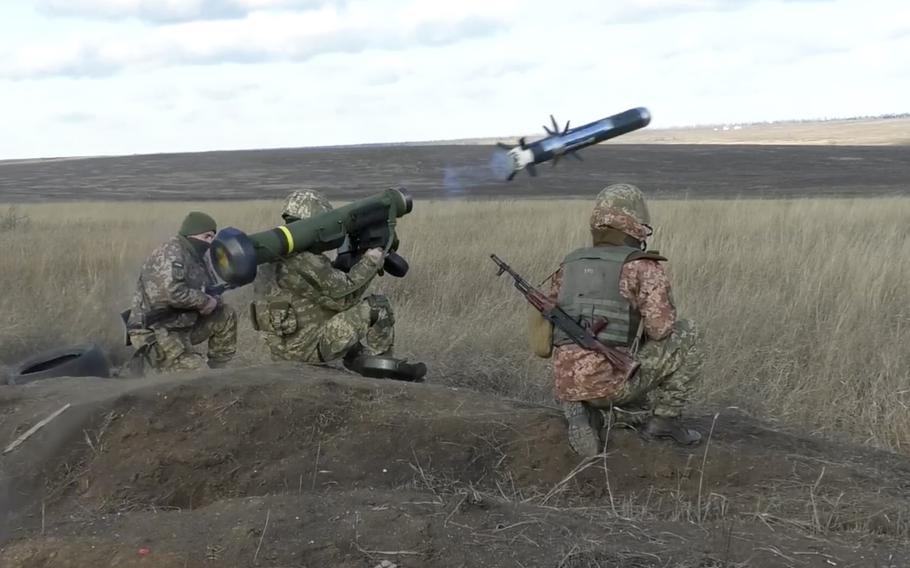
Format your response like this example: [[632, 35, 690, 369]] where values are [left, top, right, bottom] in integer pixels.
[[124, 212, 237, 373], [250, 190, 426, 382], [542, 183, 704, 457]]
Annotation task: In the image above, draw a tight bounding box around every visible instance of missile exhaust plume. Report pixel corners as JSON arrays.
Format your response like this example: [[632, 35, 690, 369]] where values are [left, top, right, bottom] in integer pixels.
[[442, 148, 514, 194]]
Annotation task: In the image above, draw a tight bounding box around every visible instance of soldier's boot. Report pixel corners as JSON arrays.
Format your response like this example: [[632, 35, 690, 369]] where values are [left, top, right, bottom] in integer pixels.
[[641, 415, 702, 446], [207, 359, 230, 370], [341, 343, 369, 373], [563, 401, 600, 458], [342, 343, 362, 362], [122, 347, 150, 378]]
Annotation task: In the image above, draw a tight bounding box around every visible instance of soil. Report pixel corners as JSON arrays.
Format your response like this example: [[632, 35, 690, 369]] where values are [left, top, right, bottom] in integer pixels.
[[1, 144, 909, 202], [1, 364, 909, 567]]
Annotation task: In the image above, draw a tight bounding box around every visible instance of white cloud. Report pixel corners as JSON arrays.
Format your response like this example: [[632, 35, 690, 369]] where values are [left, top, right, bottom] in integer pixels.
[[33, 0, 344, 23], [5, 1, 510, 78], [0, 0, 907, 159], [602, 0, 761, 24], [30, 0, 777, 27]]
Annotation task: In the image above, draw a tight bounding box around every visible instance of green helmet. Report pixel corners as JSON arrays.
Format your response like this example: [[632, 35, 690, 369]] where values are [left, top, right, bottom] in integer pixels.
[[594, 183, 650, 225], [590, 183, 652, 240], [282, 189, 332, 221]]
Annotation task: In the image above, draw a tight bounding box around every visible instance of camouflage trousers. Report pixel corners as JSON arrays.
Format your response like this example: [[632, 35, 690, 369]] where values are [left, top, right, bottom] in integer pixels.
[[263, 294, 395, 364], [587, 318, 704, 423], [128, 305, 238, 373]]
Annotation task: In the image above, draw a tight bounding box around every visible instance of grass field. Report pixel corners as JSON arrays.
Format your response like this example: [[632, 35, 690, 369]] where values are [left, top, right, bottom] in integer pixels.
[[1, 196, 908, 454]]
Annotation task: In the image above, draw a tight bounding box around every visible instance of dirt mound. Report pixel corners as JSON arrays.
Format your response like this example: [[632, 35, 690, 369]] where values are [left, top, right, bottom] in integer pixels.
[[8, 488, 892, 568], [2, 364, 909, 567], [0, 489, 723, 568]]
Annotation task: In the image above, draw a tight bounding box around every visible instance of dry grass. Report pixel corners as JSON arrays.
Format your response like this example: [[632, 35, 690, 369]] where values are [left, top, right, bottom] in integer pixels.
[[1, 197, 908, 454]]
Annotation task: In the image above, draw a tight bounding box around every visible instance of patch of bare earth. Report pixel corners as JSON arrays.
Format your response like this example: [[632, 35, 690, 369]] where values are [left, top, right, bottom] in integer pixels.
[[1, 365, 908, 567]]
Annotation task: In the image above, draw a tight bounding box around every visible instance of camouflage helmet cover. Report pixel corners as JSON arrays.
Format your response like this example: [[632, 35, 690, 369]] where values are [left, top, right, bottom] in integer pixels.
[[282, 189, 332, 220], [589, 183, 652, 240]]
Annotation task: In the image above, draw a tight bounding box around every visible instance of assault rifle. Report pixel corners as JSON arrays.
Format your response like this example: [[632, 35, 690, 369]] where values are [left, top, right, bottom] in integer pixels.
[[120, 282, 236, 345], [490, 254, 640, 380], [145, 282, 234, 325]]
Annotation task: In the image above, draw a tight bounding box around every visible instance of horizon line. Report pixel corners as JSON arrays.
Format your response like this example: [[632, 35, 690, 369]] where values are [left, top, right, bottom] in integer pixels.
[[2, 112, 908, 164]]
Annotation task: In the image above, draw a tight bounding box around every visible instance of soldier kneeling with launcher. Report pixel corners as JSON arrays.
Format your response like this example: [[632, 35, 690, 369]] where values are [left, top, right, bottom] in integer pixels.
[[250, 190, 426, 382]]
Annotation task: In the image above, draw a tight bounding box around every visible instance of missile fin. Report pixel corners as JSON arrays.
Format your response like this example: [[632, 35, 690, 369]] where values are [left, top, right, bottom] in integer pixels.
[[569, 151, 583, 162], [526, 164, 538, 177]]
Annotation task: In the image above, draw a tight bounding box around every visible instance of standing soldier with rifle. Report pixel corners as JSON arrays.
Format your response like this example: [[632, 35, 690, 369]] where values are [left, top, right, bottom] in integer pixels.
[[492, 183, 703, 458], [250, 190, 426, 382], [124, 211, 237, 374]]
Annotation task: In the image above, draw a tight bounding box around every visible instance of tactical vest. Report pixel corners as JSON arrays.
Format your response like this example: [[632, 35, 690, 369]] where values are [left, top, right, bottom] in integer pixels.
[[553, 245, 666, 348]]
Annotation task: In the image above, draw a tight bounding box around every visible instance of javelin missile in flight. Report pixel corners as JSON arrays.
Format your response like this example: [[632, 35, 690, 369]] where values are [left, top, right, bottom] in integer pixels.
[[499, 107, 651, 180]]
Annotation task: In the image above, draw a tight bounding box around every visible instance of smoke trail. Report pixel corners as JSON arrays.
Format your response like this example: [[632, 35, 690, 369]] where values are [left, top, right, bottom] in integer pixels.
[[442, 148, 514, 195]]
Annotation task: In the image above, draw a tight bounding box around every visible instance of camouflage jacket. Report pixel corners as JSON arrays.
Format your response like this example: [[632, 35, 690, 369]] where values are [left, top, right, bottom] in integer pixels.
[[128, 236, 217, 330], [253, 251, 383, 358], [548, 258, 677, 401]]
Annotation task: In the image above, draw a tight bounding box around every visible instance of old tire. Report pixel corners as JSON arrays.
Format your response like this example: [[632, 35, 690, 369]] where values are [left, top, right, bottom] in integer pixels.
[[6, 343, 112, 385]]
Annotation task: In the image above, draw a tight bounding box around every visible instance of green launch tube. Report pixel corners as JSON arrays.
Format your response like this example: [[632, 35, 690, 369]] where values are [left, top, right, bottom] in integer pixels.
[[211, 187, 413, 286]]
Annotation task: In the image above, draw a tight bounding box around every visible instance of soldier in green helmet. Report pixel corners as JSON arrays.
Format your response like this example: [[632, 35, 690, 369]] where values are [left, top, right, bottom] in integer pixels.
[[250, 189, 426, 381], [541, 183, 704, 457]]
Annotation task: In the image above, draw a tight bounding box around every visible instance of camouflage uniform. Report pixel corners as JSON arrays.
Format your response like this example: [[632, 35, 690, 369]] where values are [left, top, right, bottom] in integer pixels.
[[548, 260, 703, 418], [127, 235, 237, 372], [251, 191, 395, 364], [545, 184, 704, 456]]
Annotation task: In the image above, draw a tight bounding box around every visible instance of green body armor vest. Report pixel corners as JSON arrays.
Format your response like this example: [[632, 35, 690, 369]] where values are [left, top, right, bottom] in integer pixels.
[[553, 245, 666, 348]]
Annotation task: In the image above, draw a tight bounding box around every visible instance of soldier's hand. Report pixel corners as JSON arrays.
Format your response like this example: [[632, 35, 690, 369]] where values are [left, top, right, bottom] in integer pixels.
[[365, 248, 384, 263], [199, 295, 218, 315]]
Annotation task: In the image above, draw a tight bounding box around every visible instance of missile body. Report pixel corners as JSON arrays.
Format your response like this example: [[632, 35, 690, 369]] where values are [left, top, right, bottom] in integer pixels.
[[502, 107, 651, 180]]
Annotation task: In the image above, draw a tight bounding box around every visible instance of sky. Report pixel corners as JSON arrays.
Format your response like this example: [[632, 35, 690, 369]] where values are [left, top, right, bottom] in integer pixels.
[[0, 0, 907, 159]]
